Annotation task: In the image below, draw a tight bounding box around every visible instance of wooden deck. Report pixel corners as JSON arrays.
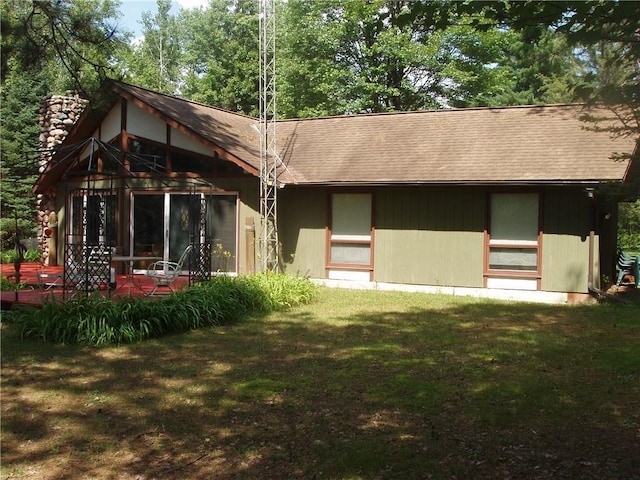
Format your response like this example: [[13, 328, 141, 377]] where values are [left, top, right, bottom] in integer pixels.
[[1, 262, 189, 309]]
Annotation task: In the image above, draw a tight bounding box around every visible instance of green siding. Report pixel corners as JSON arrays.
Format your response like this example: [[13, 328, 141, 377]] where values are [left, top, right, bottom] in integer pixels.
[[279, 188, 327, 277], [262, 185, 601, 294], [541, 189, 595, 293], [374, 187, 485, 287]]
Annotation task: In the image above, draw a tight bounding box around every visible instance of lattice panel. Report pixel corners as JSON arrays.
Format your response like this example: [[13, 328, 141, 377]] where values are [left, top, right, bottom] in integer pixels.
[[189, 242, 212, 286], [64, 243, 112, 296]]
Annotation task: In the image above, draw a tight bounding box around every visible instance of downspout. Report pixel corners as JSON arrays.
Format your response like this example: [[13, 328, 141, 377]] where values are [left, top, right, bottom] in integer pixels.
[[587, 189, 595, 293]]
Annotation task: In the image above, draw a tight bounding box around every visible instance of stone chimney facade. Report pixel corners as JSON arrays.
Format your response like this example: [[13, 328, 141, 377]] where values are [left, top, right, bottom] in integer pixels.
[[37, 92, 88, 265]]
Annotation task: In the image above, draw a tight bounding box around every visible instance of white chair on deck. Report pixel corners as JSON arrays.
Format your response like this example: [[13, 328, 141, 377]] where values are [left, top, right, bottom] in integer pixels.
[[145, 245, 192, 295]]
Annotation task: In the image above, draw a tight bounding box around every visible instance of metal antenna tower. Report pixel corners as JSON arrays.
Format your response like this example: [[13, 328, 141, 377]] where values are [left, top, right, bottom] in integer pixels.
[[259, 0, 278, 271]]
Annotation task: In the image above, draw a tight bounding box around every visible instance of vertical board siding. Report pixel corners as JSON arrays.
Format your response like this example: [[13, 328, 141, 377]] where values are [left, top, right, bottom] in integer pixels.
[[541, 188, 593, 293], [374, 187, 485, 287], [278, 185, 598, 294], [279, 188, 327, 277]]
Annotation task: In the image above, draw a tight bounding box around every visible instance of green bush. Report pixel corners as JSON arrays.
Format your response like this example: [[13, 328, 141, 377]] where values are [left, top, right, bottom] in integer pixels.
[[0, 275, 27, 291], [5, 273, 317, 346], [0, 248, 41, 264], [0, 249, 18, 264], [618, 200, 640, 252], [24, 249, 41, 262]]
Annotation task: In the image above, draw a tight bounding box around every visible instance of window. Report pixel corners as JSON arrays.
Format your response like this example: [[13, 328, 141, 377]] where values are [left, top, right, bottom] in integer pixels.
[[486, 192, 541, 289], [132, 193, 238, 273], [172, 151, 215, 173], [206, 195, 237, 271], [328, 193, 373, 277], [128, 139, 166, 172], [70, 193, 116, 245]]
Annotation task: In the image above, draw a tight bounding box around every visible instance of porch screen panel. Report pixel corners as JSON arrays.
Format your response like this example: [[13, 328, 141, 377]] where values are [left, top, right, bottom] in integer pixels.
[[207, 195, 237, 272], [169, 194, 196, 263], [70, 194, 115, 245], [71, 196, 83, 240], [86, 195, 116, 245]]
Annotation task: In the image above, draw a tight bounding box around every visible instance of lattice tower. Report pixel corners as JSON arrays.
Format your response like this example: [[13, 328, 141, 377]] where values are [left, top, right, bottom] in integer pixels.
[[259, 0, 279, 271]]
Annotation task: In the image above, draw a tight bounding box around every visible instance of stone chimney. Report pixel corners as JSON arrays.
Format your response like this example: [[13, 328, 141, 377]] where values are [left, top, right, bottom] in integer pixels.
[[36, 91, 89, 265]]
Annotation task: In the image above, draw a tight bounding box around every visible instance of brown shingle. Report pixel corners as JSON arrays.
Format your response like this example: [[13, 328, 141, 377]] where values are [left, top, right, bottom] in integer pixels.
[[37, 82, 636, 194], [276, 105, 636, 185]]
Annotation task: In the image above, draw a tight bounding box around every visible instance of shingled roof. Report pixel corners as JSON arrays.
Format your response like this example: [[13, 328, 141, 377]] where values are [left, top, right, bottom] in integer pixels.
[[37, 81, 638, 192], [275, 104, 637, 186]]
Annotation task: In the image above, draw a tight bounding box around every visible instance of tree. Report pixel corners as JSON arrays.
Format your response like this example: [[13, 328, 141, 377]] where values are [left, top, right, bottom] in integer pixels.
[[618, 200, 640, 252], [1, 0, 127, 247], [123, 0, 183, 94], [463, 1, 640, 138], [0, 0, 125, 95], [486, 26, 581, 106], [0, 69, 49, 248], [277, 0, 559, 117], [179, 0, 260, 115]]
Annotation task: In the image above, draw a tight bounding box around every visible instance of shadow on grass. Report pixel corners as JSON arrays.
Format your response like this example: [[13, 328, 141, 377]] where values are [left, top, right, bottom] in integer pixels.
[[2, 292, 639, 479]]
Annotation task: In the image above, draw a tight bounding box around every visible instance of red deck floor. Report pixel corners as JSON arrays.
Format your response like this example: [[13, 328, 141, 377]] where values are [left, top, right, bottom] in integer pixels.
[[1, 262, 189, 309]]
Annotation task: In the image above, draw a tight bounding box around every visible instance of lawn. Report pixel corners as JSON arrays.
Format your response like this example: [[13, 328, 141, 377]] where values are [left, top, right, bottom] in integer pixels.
[[2, 288, 639, 479]]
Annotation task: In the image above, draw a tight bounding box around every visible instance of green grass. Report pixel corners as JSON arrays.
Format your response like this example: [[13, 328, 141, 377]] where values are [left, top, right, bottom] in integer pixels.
[[1, 288, 639, 479]]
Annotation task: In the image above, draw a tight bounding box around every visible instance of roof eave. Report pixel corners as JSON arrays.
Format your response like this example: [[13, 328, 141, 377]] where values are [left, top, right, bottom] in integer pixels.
[[278, 179, 626, 188]]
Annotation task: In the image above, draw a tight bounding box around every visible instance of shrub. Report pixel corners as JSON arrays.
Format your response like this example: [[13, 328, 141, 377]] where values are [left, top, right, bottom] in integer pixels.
[[0, 249, 18, 264], [0, 248, 41, 264], [618, 200, 640, 252], [24, 249, 42, 262], [5, 273, 317, 346], [0, 275, 27, 291], [244, 271, 318, 310]]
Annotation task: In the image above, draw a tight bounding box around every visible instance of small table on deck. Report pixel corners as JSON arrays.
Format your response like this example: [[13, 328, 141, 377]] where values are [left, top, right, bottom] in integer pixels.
[[111, 255, 161, 296], [37, 272, 64, 290]]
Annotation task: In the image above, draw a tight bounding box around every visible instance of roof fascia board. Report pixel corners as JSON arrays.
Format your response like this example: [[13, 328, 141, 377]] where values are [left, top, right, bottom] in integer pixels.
[[620, 139, 640, 182]]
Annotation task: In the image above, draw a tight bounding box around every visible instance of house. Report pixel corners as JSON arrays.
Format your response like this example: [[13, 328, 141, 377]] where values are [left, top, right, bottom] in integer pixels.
[[34, 80, 639, 303]]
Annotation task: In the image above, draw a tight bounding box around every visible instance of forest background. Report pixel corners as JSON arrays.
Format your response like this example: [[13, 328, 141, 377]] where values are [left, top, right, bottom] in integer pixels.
[[1, 0, 638, 254]]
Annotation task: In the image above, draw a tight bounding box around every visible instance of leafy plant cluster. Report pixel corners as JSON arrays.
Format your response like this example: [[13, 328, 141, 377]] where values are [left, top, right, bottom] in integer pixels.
[[0, 275, 26, 292], [0, 248, 41, 264], [5, 273, 317, 346]]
